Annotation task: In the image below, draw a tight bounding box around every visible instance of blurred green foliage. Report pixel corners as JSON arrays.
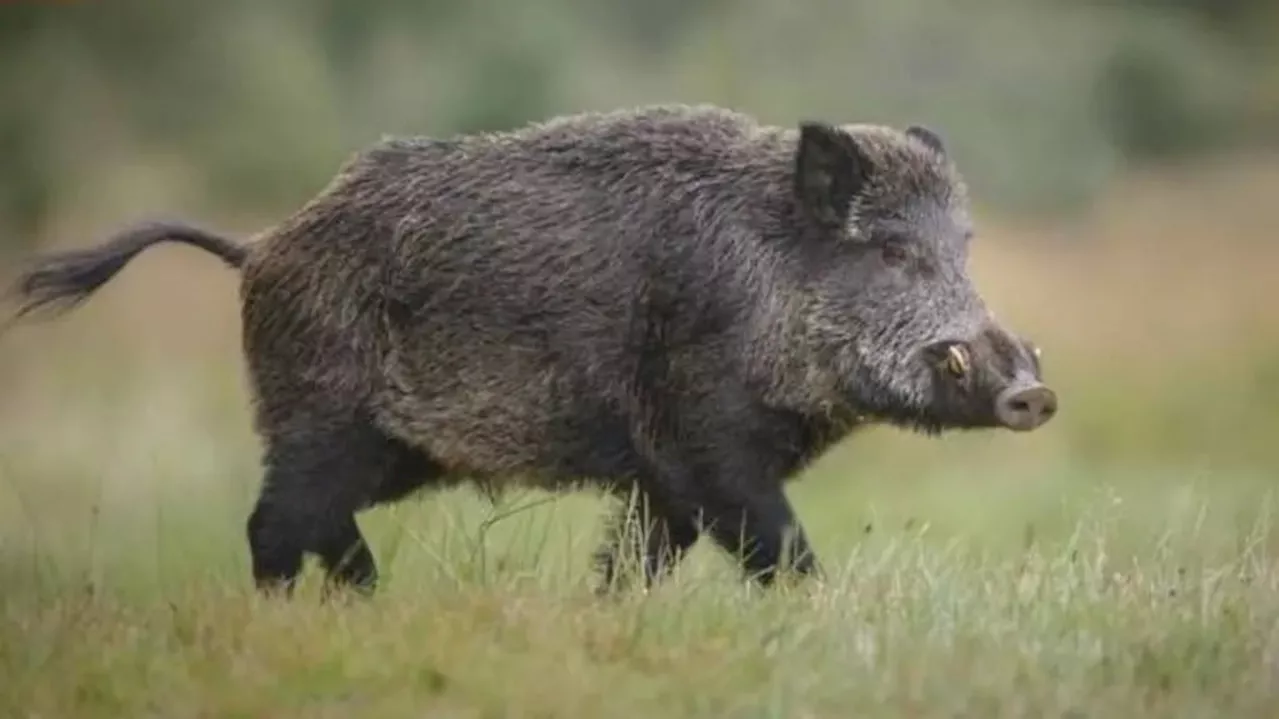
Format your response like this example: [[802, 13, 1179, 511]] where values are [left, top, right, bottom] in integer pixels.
[[0, 0, 1273, 250]]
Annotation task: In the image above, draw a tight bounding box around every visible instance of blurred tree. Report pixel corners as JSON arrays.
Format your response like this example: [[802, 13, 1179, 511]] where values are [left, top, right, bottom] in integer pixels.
[[45, 0, 233, 139], [568, 0, 729, 54], [0, 0, 236, 253], [0, 0, 1273, 255], [0, 7, 62, 252], [1098, 38, 1220, 160], [1117, 0, 1276, 48], [316, 0, 468, 80], [1091, 5, 1275, 164], [0, 82, 52, 252], [443, 45, 561, 135]]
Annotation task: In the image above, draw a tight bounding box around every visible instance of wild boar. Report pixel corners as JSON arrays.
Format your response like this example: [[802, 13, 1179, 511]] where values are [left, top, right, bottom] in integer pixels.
[[8, 105, 1057, 594]]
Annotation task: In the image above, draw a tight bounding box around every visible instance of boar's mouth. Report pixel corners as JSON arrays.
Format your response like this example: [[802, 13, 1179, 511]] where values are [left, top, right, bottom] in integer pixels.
[[835, 330, 1059, 436], [921, 336, 1058, 434]]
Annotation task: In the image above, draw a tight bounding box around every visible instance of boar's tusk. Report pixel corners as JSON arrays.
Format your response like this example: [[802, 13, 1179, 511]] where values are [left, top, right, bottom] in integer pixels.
[[945, 344, 970, 377]]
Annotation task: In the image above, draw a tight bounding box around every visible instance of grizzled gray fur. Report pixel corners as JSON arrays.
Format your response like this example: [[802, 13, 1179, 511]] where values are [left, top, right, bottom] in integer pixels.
[[8, 104, 1057, 594]]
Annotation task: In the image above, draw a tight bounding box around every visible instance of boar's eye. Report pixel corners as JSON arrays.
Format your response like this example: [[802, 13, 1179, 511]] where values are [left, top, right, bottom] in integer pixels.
[[879, 242, 910, 266]]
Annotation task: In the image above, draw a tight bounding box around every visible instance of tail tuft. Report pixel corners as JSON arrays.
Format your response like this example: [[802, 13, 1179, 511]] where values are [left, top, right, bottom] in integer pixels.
[[7, 220, 246, 320]]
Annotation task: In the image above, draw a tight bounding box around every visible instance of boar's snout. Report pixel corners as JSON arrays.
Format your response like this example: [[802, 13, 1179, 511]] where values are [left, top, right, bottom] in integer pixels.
[[994, 382, 1057, 431]]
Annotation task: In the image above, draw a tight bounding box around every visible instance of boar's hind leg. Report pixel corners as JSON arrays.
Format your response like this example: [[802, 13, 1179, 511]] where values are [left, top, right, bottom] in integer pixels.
[[594, 486, 699, 593], [246, 415, 440, 596]]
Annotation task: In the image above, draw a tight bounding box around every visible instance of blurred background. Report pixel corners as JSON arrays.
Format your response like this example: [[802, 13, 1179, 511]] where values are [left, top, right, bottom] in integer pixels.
[[0, 0, 1274, 587]]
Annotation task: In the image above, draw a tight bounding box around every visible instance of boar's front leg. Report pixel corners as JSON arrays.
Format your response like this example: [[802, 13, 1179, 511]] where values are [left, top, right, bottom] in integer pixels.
[[697, 481, 819, 586], [649, 441, 820, 587]]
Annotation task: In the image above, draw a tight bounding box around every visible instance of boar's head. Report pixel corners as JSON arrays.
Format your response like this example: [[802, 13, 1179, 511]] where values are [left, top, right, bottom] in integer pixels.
[[780, 121, 1056, 434]]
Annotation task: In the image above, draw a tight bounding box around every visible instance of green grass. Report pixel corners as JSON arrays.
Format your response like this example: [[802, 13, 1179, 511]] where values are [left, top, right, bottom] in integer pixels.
[[1, 388, 1274, 718]]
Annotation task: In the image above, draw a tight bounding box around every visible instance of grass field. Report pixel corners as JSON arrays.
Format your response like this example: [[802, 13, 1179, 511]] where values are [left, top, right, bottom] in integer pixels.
[[0, 160, 1276, 717]]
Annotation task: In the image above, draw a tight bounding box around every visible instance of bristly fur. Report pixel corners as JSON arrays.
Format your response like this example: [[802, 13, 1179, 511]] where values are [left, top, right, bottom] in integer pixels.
[[5, 104, 1052, 595]]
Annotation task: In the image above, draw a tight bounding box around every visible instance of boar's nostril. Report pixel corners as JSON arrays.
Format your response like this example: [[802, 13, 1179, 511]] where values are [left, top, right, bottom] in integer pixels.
[[995, 384, 1057, 432]]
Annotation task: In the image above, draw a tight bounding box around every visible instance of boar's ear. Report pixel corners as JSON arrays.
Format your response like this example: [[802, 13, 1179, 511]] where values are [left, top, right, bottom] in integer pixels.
[[795, 121, 872, 228], [905, 125, 946, 157]]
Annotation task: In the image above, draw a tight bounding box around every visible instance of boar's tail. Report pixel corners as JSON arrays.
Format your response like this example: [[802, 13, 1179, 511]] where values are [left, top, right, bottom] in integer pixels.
[[7, 219, 247, 320]]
